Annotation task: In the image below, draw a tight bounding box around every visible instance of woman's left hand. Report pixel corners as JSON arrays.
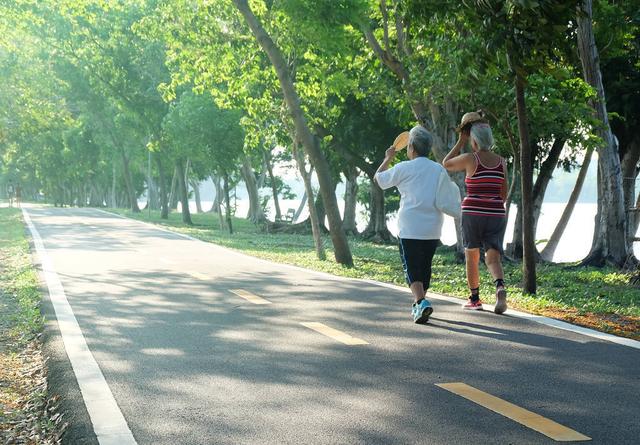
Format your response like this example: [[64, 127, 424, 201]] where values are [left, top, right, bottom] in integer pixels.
[[459, 127, 470, 145]]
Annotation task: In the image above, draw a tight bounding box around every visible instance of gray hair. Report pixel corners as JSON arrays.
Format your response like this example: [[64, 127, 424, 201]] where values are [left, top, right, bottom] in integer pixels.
[[408, 125, 433, 157], [470, 123, 494, 151]]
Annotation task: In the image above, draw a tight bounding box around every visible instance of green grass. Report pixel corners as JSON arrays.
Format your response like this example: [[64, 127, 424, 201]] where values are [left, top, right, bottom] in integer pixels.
[[0, 208, 43, 343], [0, 208, 61, 445], [110, 208, 639, 320]]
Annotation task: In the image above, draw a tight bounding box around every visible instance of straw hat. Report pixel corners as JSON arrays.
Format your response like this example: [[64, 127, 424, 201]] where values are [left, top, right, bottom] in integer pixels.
[[455, 110, 487, 132], [392, 131, 410, 151]]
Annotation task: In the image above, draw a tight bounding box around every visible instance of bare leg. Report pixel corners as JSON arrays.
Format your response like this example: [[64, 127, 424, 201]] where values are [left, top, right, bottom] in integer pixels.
[[465, 248, 480, 290], [485, 248, 507, 314], [409, 281, 425, 303], [484, 249, 504, 281]]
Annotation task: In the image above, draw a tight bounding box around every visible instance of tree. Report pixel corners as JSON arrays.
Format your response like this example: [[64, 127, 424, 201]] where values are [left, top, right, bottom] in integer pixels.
[[540, 145, 595, 261], [505, 74, 596, 259], [463, 0, 581, 293], [23, 0, 175, 213], [577, 0, 631, 267], [328, 94, 407, 242], [162, 91, 245, 231], [595, 0, 640, 253], [232, 0, 353, 266]]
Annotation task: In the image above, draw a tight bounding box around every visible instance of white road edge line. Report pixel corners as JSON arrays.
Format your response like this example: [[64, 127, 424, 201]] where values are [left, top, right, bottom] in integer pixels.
[[94, 208, 640, 350], [23, 208, 137, 445]]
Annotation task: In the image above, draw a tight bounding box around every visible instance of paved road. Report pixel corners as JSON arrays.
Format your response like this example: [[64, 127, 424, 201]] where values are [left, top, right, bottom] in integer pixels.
[[26, 206, 639, 444]]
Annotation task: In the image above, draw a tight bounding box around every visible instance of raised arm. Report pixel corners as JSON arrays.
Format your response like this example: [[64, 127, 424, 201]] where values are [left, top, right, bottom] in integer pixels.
[[443, 129, 471, 172], [374, 146, 397, 183]]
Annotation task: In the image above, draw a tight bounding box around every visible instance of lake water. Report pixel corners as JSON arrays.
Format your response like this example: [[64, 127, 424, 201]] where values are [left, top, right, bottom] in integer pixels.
[[164, 158, 639, 263], [176, 195, 639, 263]]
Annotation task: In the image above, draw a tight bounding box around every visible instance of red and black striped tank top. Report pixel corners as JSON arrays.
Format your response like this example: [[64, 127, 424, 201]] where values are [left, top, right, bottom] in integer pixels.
[[462, 152, 506, 217]]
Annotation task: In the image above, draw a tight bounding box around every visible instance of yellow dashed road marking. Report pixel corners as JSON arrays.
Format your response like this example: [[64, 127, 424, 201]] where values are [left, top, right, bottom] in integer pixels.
[[187, 271, 209, 281], [300, 322, 368, 346], [230, 289, 272, 305], [436, 383, 591, 442]]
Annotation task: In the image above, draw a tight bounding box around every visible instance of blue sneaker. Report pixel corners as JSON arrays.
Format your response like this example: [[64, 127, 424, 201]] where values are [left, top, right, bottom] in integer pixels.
[[412, 299, 433, 324]]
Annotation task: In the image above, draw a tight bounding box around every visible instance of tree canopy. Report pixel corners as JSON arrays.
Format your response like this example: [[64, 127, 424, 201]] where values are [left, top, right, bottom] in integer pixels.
[[1, 0, 638, 280]]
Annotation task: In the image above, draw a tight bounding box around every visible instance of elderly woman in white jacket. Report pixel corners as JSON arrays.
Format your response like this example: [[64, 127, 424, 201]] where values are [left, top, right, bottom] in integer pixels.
[[374, 126, 446, 324]]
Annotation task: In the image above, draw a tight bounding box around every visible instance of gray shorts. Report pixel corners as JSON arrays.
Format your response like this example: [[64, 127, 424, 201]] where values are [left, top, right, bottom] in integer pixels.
[[462, 213, 507, 254]]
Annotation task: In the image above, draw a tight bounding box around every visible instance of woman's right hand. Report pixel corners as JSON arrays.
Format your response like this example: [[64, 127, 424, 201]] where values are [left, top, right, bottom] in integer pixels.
[[385, 146, 396, 159]]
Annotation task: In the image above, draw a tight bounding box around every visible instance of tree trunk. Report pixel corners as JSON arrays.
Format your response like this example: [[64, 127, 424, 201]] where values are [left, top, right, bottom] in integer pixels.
[[210, 175, 223, 214], [362, 177, 395, 243], [510, 138, 564, 258], [263, 148, 282, 221], [233, 0, 352, 266], [191, 178, 203, 213], [116, 190, 126, 208], [540, 146, 594, 261], [119, 148, 140, 213], [176, 159, 193, 225], [148, 177, 160, 210], [360, 18, 468, 252], [111, 161, 117, 208], [88, 181, 102, 207], [210, 174, 226, 229], [330, 141, 400, 244], [169, 166, 179, 210], [504, 153, 519, 221], [532, 138, 565, 237], [343, 167, 359, 235], [314, 192, 327, 233], [223, 172, 233, 234], [509, 201, 524, 260], [156, 155, 169, 219], [184, 158, 191, 192], [514, 70, 536, 294], [240, 155, 266, 223], [100, 187, 108, 208], [293, 189, 308, 222], [621, 136, 640, 243], [577, 0, 630, 267], [428, 100, 459, 160], [634, 194, 640, 237], [294, 143, 325, 260], [146, 151, 155, 210]]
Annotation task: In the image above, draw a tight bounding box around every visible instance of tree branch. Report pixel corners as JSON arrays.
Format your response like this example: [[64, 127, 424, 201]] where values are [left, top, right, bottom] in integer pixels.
[[380, 0, 390, 53], [361, 22, 388, 65], [394, 0, 411, 56]]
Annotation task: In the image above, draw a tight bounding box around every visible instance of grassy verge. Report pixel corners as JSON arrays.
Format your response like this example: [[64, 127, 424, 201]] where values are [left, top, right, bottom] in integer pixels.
[[111, 208, 639, 340], [0, 208, 65, 444]]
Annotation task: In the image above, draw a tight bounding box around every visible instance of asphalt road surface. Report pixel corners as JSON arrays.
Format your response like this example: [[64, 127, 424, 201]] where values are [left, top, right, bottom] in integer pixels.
[[25, 206, 639, 444]]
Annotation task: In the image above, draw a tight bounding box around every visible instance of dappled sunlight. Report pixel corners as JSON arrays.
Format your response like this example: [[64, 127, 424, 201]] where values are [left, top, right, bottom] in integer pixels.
[[4, 0, 639, 437], [52, 265, 636, 431], [22, 206, 639, 443], [139, 348, 185, 357]]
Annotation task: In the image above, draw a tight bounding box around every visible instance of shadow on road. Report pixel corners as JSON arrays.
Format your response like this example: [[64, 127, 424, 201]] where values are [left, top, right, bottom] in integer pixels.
[[52, 266, 638, 444]]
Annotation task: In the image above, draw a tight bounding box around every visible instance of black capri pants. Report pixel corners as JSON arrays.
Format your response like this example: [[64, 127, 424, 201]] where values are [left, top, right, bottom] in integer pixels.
[[398, 239, 439, 291]]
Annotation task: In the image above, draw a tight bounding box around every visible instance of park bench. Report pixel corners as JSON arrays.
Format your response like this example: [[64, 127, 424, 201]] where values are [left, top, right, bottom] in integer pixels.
[[282, 208, 295, 223], [274, 208, 295, 224]]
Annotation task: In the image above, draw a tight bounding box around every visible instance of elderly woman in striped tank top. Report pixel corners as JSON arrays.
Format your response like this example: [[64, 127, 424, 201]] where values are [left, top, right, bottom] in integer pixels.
[[443, 113, 508, 314]]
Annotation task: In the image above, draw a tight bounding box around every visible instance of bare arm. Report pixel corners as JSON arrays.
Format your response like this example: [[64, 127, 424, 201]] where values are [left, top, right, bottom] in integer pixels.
[[443, 130, 470, 172], [374, 146, 397, 184], [501, 159, 509, 201]]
